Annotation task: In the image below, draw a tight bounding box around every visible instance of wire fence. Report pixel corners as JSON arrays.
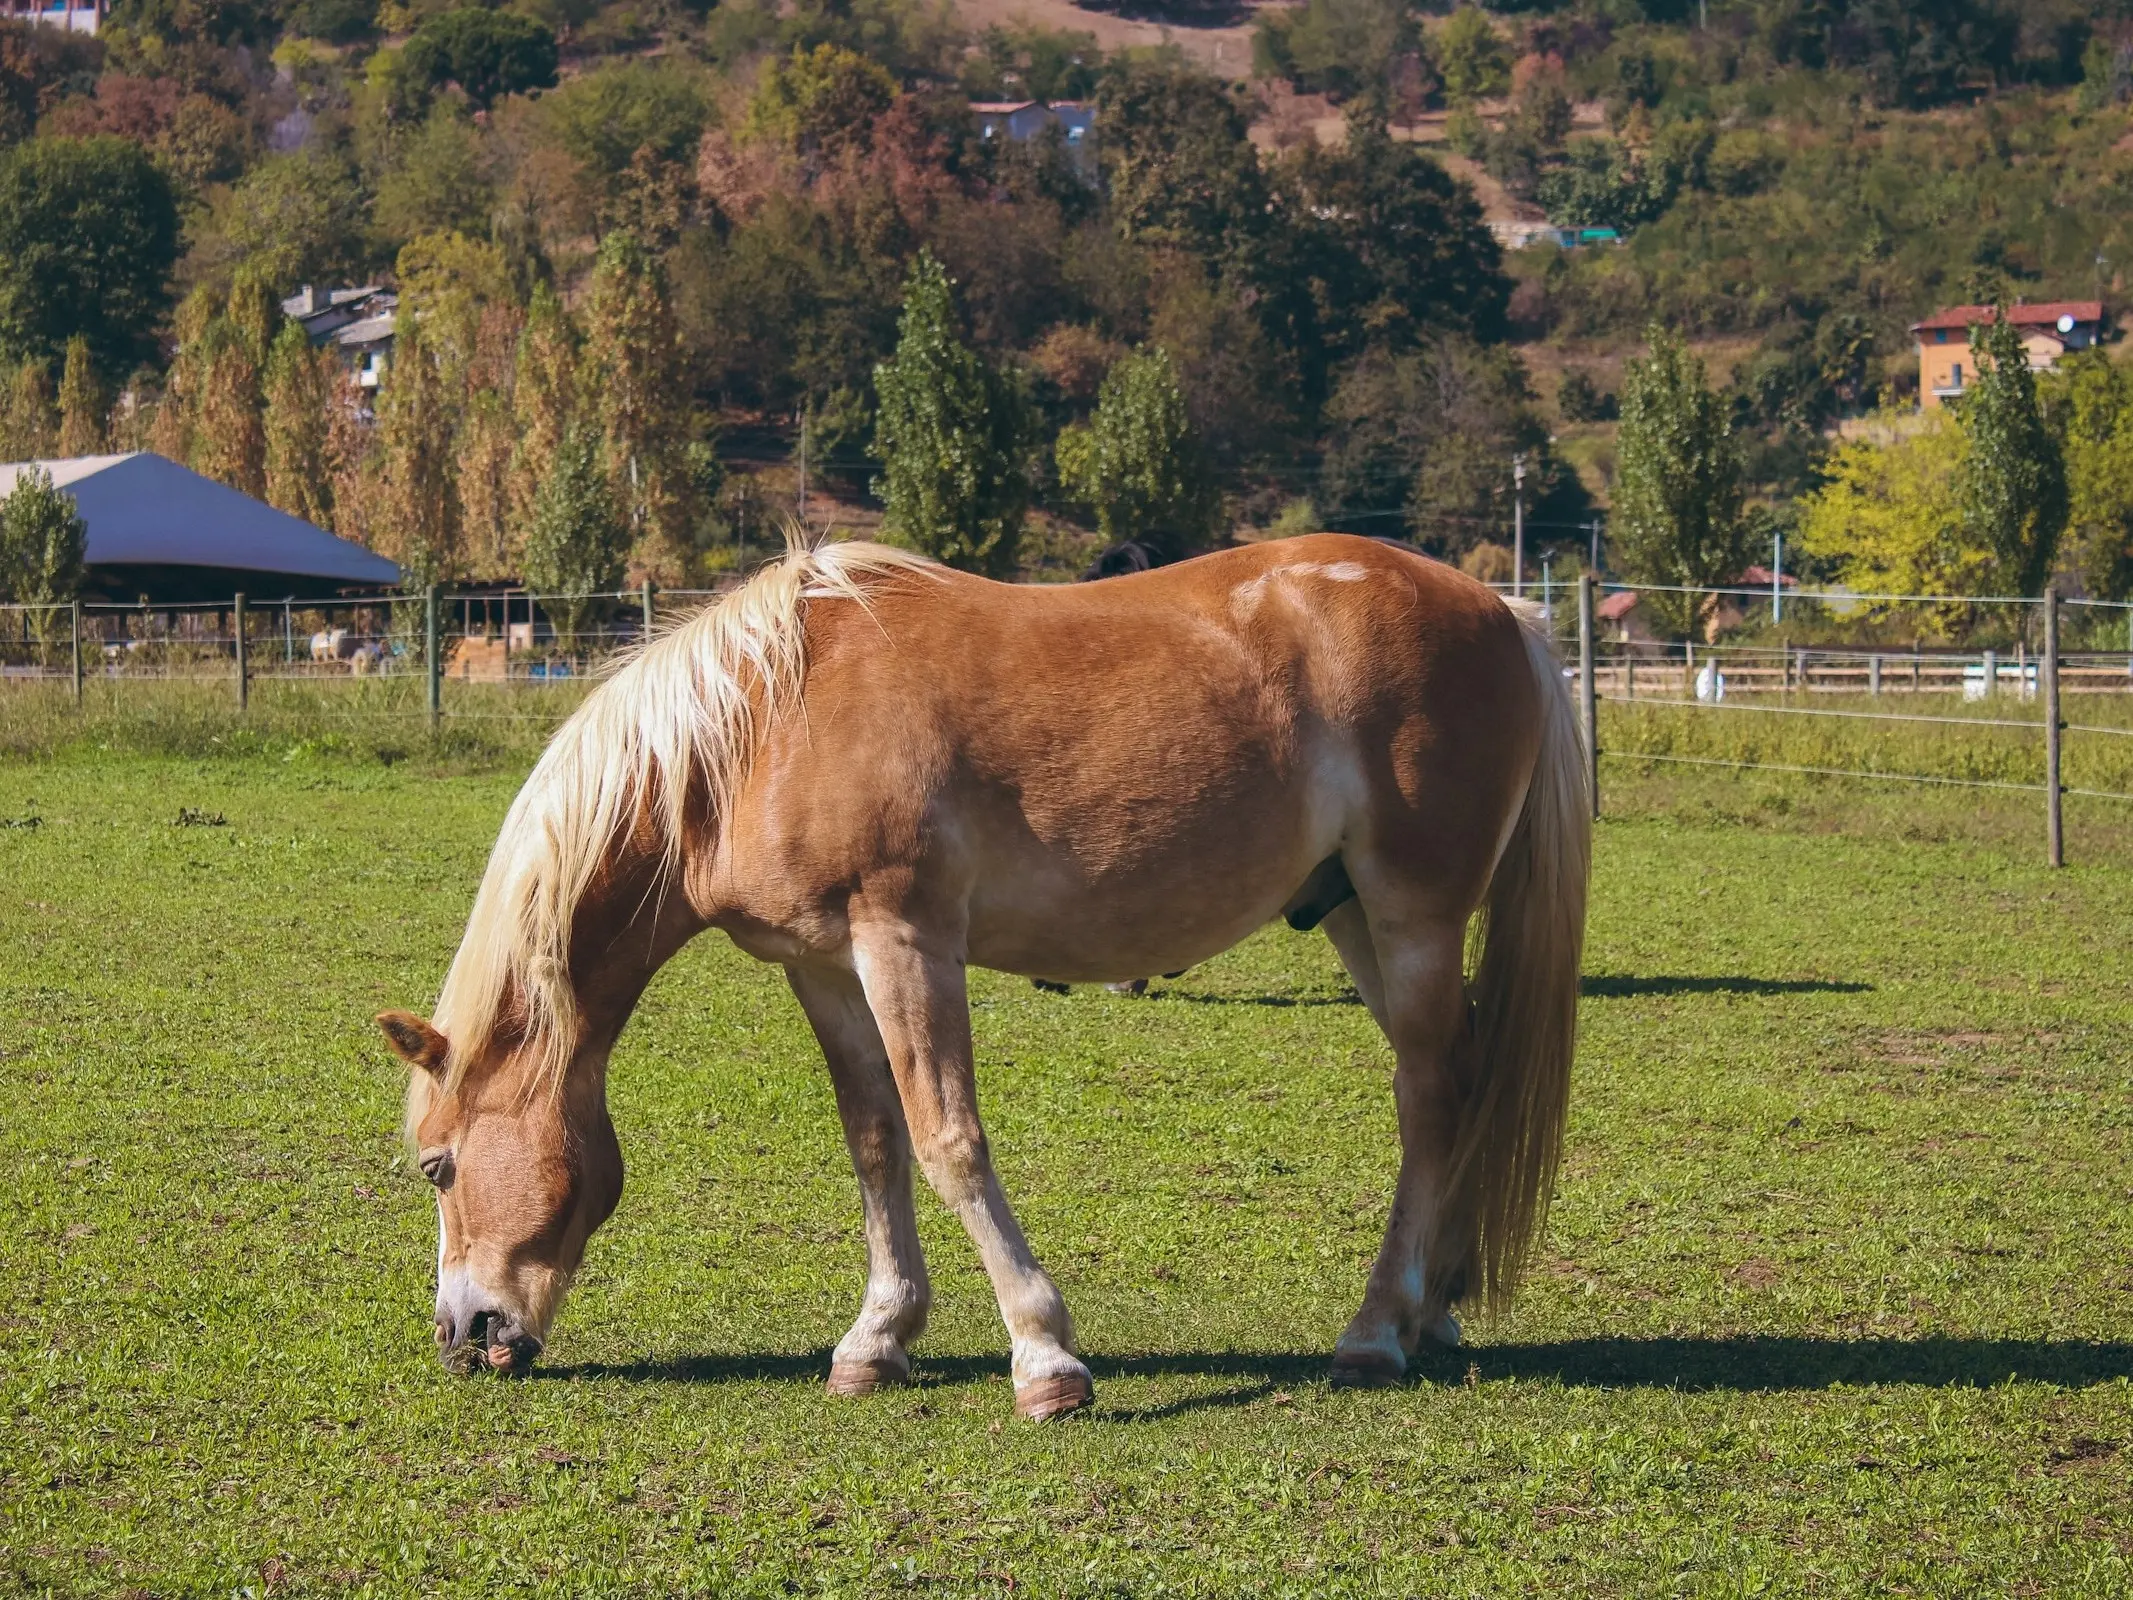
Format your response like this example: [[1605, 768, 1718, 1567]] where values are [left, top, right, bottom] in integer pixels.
[[1553, 576, 2133, 865], [0, 581, 747, 717], [6, 570, 2132, 863]]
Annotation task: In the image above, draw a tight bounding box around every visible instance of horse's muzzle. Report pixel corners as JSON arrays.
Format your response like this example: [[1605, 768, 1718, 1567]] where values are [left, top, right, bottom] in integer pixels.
[[436, 1307, 542, 1376]]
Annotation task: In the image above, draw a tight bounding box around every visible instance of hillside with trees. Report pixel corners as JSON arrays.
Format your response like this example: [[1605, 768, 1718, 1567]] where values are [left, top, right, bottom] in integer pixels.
[[0, 0, 2130, 602]]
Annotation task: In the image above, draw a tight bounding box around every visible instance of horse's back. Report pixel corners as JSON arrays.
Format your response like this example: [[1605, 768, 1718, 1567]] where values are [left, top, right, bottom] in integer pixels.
[[728, 536, 1540, 976]]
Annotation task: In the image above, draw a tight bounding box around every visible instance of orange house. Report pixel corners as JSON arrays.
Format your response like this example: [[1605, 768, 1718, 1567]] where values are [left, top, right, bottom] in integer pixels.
[[1913, 301, 2104, 409]]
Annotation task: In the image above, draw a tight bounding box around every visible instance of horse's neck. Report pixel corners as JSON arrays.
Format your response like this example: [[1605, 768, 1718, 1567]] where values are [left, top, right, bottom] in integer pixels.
[[564, 840, 711, 1052]]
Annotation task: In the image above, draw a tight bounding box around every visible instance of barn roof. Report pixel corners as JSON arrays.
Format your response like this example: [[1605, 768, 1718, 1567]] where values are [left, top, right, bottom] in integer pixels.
[[0, 453, 399, 592]]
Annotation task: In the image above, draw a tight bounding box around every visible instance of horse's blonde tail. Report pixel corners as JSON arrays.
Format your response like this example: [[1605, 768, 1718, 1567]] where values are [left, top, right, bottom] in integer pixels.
[[1445, 602, 1591, 1314]]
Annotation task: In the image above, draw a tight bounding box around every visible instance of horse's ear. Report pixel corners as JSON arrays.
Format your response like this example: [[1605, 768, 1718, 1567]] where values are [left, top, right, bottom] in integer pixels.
[[377, 1010, 450, 1076]]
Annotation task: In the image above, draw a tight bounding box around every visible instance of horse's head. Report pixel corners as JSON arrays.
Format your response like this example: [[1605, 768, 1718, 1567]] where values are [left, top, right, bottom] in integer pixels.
[[377, 1009, 622, 1376]]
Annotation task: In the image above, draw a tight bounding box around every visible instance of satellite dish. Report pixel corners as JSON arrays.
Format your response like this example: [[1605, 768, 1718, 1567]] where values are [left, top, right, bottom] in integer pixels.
[[2058, 313, 2076, 334]]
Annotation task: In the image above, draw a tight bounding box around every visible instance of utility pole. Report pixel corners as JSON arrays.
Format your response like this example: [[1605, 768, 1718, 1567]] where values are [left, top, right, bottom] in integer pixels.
[[1772, 528, 1784, 624], [1511, 453, 1526, 598], [1588, 517, 1602, 576], [797, 410, 809, 527]]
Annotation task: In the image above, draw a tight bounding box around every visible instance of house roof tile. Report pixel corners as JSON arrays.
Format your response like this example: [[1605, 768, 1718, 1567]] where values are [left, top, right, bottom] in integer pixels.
[[1911, 301, 2103, 334]]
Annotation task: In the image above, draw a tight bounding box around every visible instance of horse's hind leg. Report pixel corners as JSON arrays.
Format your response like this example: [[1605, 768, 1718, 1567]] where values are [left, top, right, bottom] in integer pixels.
[[1322, 900, 1472, 1386], [786, 964, 932, 1395], [851, 926, 1094, 1421]]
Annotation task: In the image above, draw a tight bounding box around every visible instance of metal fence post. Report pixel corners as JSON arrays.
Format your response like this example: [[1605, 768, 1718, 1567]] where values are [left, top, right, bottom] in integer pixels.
[[233, 592, 248, 712], [1982, 648, 1996, 699], [641, 579, 655, 641], [70, 600, 82, 707], [1868, 653, 1881, 697], [2044, 589, 2063, 869], [426, 584, 442, 730], [1578, 574, 1599, 819]]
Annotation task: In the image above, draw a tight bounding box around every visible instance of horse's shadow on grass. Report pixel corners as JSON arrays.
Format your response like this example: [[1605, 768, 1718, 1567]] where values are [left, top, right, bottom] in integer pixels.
[[542, 1337, 2131, 1420], [1158, 975, 1872, 1008]]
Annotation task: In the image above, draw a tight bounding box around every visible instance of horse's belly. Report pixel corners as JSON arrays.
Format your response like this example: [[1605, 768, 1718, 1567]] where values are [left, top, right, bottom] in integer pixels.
[[959, 756, 1348, 983]]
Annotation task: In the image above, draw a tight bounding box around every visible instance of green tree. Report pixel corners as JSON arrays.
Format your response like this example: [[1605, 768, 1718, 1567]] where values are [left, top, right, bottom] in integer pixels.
[[0, 136, 178, 377], [583, 231, 696, 578], [373, 105, 495, 245], [55, 335, 104, 457], [221, 152, 371, 291], [1433, 6, 1509, 106], [1097, 64, 1269, 269], [520, 425, 626, 654], [745, 43, 896, 163], [1797, 409, 1984, 628], [1612, 325, 1749, 636], [1959, 312, 2067, 598], [1321, 336, 1554, 553], [372, 320, 459, 586], [1054, 347, 1217, 565], [263, 318, 334, 529], [871, 251, 1031, 577], [403, 8, 557, 111], [0, 463, 86, 657], [2049, 352, 2133, 600]]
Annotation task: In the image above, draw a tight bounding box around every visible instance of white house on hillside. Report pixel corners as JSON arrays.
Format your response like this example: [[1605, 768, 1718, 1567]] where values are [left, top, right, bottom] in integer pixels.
[[283, 284, 398, 389]]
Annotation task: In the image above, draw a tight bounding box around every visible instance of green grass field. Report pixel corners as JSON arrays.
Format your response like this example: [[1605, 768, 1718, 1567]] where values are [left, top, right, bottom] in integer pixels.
[[4, 715, 2132, 1596]]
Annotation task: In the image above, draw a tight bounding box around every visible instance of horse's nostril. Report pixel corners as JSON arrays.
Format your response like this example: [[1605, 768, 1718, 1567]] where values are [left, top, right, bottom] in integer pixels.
[[434, 1317, 451, 1348]]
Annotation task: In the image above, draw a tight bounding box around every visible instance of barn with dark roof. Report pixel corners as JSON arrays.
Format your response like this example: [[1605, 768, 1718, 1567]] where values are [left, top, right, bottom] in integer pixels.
[[0, 453, 400, 600]]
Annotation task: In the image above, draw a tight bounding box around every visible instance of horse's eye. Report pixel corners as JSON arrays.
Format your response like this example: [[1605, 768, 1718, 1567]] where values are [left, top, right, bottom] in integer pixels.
[[417, 1146, 457, 1190]]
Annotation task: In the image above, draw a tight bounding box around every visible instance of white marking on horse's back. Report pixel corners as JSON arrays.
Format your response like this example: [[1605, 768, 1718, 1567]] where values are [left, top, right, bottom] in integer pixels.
[[1229, 559, 1376, 622]]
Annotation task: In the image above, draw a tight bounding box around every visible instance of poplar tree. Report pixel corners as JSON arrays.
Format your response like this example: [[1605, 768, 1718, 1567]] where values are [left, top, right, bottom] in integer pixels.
[[1960, 312, 2068, 598], [508, 279, 576, 546], [1, 359, 55, 460], [225, 273, 279, 369], [520, 425, 627, 654], [152, 285, 221, 467], [263, 318, 334, 528], [373, 321, 459, 585], [325, 365, 376, 546], [56, 335, 105, 456], [1053, 346, 1217, 565], [582, 231, 692, 576], [459, 391, 517, 578], [1612, 323, 1747, 637], [194, 332, 266, 497], [871, 251, 1031, 577]]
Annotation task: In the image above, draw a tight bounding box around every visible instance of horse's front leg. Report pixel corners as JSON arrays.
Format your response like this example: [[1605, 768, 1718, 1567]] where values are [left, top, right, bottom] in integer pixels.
[[851, 925, 1094, 1421], [785, 964, 932, 1394]]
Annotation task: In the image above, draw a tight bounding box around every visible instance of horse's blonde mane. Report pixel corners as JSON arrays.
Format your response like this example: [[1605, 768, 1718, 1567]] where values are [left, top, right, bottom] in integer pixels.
[[423, 533, 937, 1105]]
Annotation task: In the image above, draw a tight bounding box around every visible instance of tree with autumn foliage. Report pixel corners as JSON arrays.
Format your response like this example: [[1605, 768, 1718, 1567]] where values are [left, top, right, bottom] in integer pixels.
[[56, 335, 104, 456], [372, 319, 459, 587], [582, 231, 696, 578], [263, 318, 334, 529]]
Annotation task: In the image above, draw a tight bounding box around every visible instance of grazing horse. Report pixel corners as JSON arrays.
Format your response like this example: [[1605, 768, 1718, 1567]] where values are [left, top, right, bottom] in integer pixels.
[[377, 533, 1589, 1419]]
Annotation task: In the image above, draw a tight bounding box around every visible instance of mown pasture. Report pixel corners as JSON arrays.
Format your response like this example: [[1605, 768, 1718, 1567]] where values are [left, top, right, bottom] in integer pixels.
[[2, 711, 2131, 1596]]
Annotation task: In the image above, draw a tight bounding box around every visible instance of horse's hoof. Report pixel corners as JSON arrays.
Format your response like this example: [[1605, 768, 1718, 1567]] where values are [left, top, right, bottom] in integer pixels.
[[1015, 1372, 1095, 1421], [1327, 1351, 1405, 1389], [825, 1358, 907, 1397]]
